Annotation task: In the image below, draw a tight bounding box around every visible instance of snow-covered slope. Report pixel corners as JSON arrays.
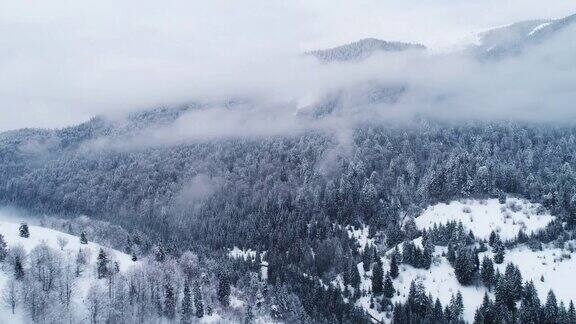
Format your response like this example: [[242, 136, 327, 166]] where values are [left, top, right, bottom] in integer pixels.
[[415, 198, 554, 240], [472, 12, 576, 58], [357, 245, 486, 322], [482, 244, 576, 308], [350, 198, 569, 323], [0, 220, 134, 272], [0, 215, 137, 323]]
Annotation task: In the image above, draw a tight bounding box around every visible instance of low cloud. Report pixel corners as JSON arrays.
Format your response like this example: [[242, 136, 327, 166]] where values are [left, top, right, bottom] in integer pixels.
[[1, 0, 575, 133]]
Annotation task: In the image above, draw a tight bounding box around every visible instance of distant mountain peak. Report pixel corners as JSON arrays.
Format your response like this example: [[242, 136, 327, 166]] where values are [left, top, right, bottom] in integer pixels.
[[306, 38, 426, 62], [474, 12, 576, 59]]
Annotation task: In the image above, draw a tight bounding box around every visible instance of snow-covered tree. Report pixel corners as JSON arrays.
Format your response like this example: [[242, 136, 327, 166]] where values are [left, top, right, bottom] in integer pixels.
[[80, 231, 88, 245], [19, 223, 30, 238]]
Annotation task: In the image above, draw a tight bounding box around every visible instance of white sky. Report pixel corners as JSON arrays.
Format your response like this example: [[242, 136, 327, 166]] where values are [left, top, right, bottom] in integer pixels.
[[0, 0, 575, 131]]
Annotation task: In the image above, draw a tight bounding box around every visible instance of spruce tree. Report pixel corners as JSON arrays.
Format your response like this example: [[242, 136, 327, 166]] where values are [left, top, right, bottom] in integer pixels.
[[14, 256, 24, 280], [433, 298, 444, 323], [493, 239, 505, 264], [97, 248, 109, 279], [155, 244, 166, 262], [449, 291, 464, 321], [362, 245, 373, 272], [544, 290, 558, 324], [519, 281, 541, 323], [164, 282, 176, 319], [244, 304, 254, 324], [80, 231, 88, 244], [422, 233, 434, 269], [480, 256, 494, 289], [476, 292, 494, 324], [181, 280, 192, 322], [372, 257, 384, 295], [345, 258, 361, 289], [489, 231, 497, 246], [19, 222, 29, 238], [447, 241, 456, 265], [389, 252, 399, 279], [558, 301, 568, 324], [568, 300, 576, 323], [383, 273, 395, 298], [193, 280, 204, 318], [218, 271, 231, 307], [454, 248, 476, 285], [0, 234, 7, 262], [504, 263, 522, 301]]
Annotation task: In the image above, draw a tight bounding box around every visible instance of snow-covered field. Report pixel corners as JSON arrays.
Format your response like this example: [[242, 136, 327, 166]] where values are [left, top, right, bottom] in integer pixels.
[[351, 198, 569, 323], [415, 198, 554, 240]]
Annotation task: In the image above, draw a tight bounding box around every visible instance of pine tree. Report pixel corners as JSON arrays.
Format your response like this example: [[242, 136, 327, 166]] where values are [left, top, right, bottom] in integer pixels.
[[218, 271, 231, 307], [480, 256, 494, 289], [164, 282, 176, 319], [181, 280, 192, 322], [193, 280, 204, 318], [19, 223, 29, 238], [372, 257, 384, 295], [14, 256, 24, 280], [383, 273, 395, 298], [389, 252, 399, 279], [80, 231, 88, 244], [97, 248, 109, 279]]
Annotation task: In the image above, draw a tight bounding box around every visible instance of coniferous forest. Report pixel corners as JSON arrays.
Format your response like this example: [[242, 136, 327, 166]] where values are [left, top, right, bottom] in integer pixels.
[[2, 115, 576, 322]]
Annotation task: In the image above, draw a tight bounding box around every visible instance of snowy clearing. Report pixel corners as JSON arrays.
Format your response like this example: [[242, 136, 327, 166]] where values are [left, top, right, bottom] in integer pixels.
[[415, 198, 554, 240]]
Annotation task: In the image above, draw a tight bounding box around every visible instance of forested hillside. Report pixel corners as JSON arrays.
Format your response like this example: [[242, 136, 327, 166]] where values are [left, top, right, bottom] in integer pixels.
[[2, 114, 576, 322]]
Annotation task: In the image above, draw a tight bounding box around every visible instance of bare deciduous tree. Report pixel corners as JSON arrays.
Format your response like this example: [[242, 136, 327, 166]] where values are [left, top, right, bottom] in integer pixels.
[[57, 237, 69, 251], [1, 278, 20, 314]]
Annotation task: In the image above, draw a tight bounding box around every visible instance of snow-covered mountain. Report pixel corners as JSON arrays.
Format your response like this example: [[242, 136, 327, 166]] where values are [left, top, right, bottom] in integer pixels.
[[307, 38, 425, 62], [473, 13, 576, 58]]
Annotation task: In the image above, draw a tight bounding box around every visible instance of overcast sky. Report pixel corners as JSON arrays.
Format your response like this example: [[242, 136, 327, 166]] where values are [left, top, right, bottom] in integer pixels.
[[1, 0, 575, 131]]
